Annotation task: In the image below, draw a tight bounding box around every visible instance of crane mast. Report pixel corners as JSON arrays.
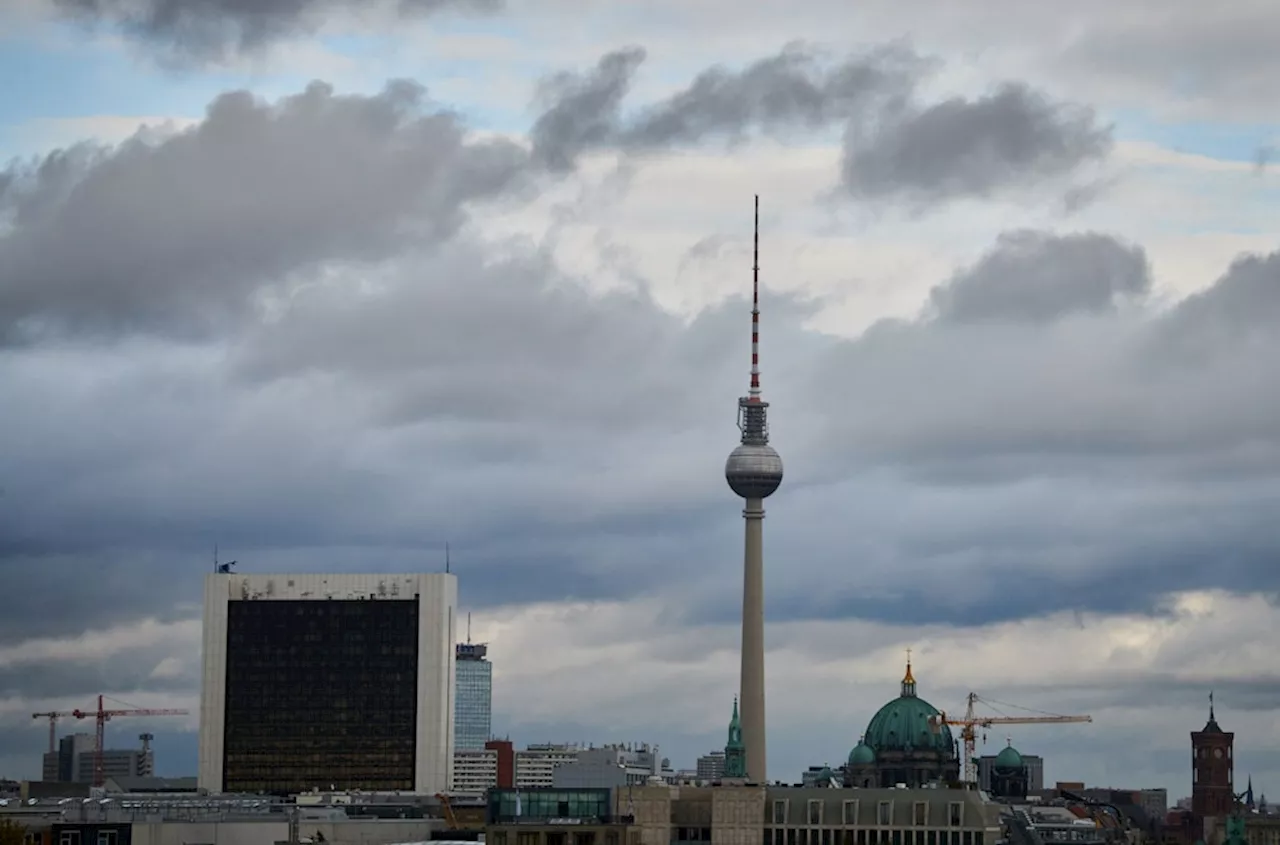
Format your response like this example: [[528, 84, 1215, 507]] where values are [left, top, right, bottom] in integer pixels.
[[930, 692, 1092, 785]]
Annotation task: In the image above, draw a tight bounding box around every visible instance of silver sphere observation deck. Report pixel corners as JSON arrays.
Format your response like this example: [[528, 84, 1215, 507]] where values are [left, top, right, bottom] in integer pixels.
[[725, 442, 784, 499]]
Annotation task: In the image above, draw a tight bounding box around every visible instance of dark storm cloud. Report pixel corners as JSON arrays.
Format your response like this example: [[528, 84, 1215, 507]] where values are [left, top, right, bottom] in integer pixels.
[[617, 43, 924, 148], [52, 0, 501, 61], [529, 45, 1109, 203], [929, 230, 1150, 323], [841, 83, 1113, 202], [530, 47, 647, 172], [676, 234, 1280, 628], [0, 80, 526, 343]]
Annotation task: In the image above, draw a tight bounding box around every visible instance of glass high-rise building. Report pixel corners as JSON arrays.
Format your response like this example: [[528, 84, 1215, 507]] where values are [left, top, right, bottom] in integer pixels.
[[455, 642, 492, 750], [199, 573, 457, 796]]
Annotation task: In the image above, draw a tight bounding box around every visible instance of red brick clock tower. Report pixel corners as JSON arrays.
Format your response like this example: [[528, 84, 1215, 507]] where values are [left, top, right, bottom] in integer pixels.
[[1191, 692, 1235, 818]]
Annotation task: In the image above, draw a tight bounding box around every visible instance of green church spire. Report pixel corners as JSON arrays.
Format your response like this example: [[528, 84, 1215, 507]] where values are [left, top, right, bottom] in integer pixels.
[[724, 697, 746, 778]]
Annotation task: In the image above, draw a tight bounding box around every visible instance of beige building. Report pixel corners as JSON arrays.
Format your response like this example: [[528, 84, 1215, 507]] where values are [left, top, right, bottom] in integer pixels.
[[1238, 816, 1280, 845], [486, 784, 1000, 845]]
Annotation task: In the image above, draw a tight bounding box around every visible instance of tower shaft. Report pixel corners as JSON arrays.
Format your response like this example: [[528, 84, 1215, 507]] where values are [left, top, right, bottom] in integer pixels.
[[740, 497, 766, 782], [724, 194, 782, 785]]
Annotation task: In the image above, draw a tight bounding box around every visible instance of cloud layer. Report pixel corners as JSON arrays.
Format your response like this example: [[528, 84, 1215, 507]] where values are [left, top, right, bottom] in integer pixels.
[[1, 8, 1278, 796], [50, 0, 501, 61], [530, 45, 1111, 205]]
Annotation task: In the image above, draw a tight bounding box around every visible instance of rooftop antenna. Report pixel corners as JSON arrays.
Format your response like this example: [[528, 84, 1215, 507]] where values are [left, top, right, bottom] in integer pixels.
[[467, 612, 472, 644], [213, 544, 236, 574], [445, 542, 451, 574]]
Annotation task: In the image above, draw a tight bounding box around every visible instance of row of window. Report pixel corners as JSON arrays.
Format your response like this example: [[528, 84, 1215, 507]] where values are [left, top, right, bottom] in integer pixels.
[[484, 830, 982, 845], [768, 830, 983, 845], [228, 599, 418, 616], [489, 831, 622, 845], [225, 752, 415, 765], [58, 831, 119, 845], [771, 800, 966, 827]]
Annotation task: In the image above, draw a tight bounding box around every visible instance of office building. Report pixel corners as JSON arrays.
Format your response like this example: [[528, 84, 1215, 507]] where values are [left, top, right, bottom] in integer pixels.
[[42, 734, 153, 784], [454, 642, 492, 750], [696, 751, 726, 780], [552, 745, 674, 789], [198, 572, 457, 795], [484, 784, 1001, 845]]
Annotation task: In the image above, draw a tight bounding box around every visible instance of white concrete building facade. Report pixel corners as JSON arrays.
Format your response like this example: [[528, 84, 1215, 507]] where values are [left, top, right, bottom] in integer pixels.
[[198, 572, 457, 795]]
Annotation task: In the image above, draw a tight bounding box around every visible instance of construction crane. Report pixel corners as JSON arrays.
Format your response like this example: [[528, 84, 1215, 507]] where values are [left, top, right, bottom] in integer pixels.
[[929, 692, 1091, 785], [31, 694, 189, 787]]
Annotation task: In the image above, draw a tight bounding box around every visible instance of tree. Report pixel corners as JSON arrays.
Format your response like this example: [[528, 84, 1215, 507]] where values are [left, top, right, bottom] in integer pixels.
[[0, 818, 27, 845]]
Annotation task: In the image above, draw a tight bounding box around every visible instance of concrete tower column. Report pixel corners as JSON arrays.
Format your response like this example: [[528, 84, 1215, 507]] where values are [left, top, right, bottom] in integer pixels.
[[740, 497, 766, 782]]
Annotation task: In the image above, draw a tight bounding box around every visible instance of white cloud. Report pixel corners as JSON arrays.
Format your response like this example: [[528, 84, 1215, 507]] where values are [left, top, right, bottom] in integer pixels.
[[0, 618, 199, 670]]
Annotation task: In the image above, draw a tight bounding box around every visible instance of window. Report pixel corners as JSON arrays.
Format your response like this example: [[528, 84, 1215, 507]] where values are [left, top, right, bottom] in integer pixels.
[[913, 803, 928, 827], [809, 801, 824, 825], [877, 802, 892, 826], [97, 833, 117, 845], [773, 800, 789, 825], [842, 800, 859, 826], [948, 803, 963, 827], [59, 833, 80, 845]]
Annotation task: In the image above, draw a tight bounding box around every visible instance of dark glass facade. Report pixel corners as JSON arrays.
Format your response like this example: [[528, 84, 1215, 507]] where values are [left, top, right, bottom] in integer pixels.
[[487, 789, 613, 824], [223, 599, 419, 794]]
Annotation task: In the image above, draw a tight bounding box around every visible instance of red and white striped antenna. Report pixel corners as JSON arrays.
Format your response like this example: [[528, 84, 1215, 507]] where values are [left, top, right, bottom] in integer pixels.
[[749, 194, 762, 402]]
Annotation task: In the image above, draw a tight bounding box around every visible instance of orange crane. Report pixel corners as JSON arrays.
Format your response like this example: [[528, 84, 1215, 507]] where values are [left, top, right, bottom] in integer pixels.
[[32, 694, 189, 787], [929, 692, 1091, 784]]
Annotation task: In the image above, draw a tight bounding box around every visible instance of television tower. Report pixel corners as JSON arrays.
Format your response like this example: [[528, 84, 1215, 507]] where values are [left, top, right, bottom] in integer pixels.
[[723, 194, 783, 783]]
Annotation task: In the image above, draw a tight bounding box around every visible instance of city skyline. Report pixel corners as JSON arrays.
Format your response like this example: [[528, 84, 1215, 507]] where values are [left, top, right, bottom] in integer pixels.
[[1, 0, 1279, 798]]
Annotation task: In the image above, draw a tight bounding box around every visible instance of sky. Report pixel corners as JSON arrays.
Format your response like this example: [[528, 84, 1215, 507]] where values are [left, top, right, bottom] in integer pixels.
[[1, 0, 1280, 801]]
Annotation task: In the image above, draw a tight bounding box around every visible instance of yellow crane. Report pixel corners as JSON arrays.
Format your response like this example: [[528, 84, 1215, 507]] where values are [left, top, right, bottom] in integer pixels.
[[929, 692, 1092, 784]]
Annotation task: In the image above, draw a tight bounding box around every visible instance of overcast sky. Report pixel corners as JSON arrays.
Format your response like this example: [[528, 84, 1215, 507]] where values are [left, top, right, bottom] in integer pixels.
[[2, 0, 1279, 798]]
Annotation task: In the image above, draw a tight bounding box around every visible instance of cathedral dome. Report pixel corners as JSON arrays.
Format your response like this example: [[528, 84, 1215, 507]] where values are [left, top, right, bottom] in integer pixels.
[[848, 738, 876, 766], [994, 744, 1023, 771], [863, 659, 955, 756]]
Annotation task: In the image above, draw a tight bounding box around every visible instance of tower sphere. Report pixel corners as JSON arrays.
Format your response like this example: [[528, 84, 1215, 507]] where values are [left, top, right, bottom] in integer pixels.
[[725, 443, 784, 499]]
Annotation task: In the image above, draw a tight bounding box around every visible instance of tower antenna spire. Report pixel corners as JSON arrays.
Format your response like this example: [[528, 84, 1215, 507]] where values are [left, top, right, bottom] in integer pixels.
[[750, 194, 761, 400]]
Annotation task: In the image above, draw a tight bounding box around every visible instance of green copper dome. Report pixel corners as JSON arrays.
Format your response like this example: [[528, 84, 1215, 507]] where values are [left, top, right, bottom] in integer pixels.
[[863, 660, 955, 755], [848, 737, 876, 766], [994, 744, 1023, 770]]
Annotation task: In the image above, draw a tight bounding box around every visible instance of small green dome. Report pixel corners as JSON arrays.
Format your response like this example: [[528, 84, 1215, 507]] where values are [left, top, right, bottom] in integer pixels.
[[848, 740, 876, 766], [994, 744, 1023, 770]]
